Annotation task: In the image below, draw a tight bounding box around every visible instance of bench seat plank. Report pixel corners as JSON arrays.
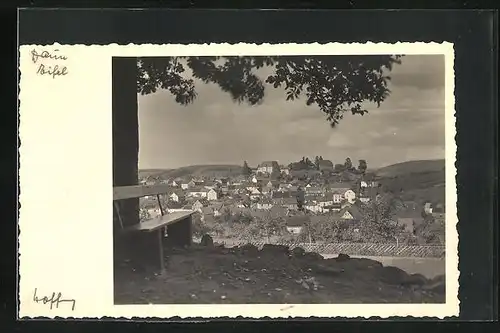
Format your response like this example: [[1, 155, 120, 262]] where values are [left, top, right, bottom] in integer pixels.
[[124, 210, 195, 232]]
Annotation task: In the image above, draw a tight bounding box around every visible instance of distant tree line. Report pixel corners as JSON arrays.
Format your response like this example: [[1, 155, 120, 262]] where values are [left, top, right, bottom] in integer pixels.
[[286, 156, 368, 174]]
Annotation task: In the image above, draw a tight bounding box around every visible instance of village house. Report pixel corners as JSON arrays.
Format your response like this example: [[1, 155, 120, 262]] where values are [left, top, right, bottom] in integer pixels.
[[271, 191, 291, 203], [345, 189, 356, 203], [280, 167, 290, 175], [257, 160, 280, 175], [169, 190, 185, 203], [249, 188, 262, 200], [305, 186, 323, 195], [266, 180, 279, 189], [187, 187, 208, 199], [424, 202, 433, 214], [170, 179, 179, 187], [318, 196, 334, 208], [220, 186, 229, 196], [328, 202, 342, 212], [246, 184, 260, 192], [332, 188, 350, 203], [360, 180, 378, 188], [206, 188, 218, 201], [282, 197, 298, 210], [278, 183, 292, 192], [192, 199, 210, 213], [256, 197, 274, 210], [336, 205, 363, 222], [359, 196, 371, 203], [304, 200, 322, 214], [165, 200, 184, 211], [203, 181, 218, 190]]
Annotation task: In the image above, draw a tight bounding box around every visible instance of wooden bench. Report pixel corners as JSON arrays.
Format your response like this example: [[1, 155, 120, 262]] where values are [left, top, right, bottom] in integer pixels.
[[113, 184, 195, 273]]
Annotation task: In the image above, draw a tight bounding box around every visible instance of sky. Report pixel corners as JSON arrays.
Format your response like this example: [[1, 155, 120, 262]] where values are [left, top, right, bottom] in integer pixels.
[[137, 55, 445, 170]]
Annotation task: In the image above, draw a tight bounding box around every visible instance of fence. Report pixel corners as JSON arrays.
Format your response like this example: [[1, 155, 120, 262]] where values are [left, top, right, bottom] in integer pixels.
[[211, 238, 446, 258]]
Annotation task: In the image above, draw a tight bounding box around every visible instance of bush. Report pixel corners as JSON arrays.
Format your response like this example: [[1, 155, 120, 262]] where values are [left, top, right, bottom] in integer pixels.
[[192, 214, 212, 238], [414, 216, 445, 245]]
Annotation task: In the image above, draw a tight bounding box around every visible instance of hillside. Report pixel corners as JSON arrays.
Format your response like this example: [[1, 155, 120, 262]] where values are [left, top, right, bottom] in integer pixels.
[[139, 164, 243, 180], [114, 243, 445, 304], [375, 159, 445, 178], [375, 160, 446, 205]]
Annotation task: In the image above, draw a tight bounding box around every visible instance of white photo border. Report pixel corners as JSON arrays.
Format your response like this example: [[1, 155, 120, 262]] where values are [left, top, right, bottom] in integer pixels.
[[18, 42, 458, 319]]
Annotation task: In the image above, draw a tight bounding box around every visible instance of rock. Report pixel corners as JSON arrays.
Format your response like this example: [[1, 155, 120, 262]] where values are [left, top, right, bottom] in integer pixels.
[[403, 273, 429, 287], [336, 253, 350, 261], [378, 266, 411, 285], [290, 247, 306, 257], [422, 274, 446, 294], [261, 244, 290, 255], [200, 234, 214, 247]]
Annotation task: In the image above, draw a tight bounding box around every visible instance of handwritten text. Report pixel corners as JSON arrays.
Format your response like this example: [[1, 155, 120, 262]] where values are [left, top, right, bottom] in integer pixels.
[[33, 288, 76, 311], [31, 49, 69, 78]]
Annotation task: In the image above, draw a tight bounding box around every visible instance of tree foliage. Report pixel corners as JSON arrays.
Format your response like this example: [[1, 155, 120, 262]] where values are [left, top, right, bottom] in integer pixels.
[[358, 159, 368, 174], [344, 157, 353, 171], [414, 215, 445, 244], [137, 55, 402, 127], [297, 218, 358, 243], [359, 194, 404, 243], [242, 160, 252, 176]]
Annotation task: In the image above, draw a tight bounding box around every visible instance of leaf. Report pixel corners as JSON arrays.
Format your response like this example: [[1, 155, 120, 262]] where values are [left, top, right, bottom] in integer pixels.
[[137, 55, 403, 128]]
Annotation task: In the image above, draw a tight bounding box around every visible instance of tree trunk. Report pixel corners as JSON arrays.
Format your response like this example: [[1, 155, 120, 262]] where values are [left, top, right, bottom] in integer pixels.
[[112, 57, 142, 265], [113, 57, 139, 227]]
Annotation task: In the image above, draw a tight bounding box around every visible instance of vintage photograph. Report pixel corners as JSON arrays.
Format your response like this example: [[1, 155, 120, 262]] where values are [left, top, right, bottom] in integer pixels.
[[112, 54, 447, 305]]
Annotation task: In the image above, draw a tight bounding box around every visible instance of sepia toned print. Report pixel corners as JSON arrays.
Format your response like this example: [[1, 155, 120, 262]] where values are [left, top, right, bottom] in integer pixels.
[[18, 43, 457, 318]]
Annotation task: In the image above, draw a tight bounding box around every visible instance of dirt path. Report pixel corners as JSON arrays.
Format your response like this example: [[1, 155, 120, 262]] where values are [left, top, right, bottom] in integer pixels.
[[114, 244, 445, 304]]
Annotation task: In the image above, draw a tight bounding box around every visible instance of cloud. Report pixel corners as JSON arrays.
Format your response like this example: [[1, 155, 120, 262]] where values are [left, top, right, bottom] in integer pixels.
[[137, 55, 446, 169], [390, 55, 445, 91]]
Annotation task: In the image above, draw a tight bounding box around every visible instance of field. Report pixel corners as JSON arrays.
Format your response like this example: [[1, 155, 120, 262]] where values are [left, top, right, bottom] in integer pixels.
[[374, 159, 445, 205]]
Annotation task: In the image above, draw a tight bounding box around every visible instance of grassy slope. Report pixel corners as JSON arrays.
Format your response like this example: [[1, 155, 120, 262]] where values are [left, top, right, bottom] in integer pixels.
[[375, 159, 446, 205], [375, 159, 445, 178]]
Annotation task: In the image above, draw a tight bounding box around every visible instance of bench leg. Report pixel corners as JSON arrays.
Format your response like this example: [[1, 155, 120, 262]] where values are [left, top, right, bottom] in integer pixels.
[[167, 216, 193, 248], [157, 228, 165, 274]]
